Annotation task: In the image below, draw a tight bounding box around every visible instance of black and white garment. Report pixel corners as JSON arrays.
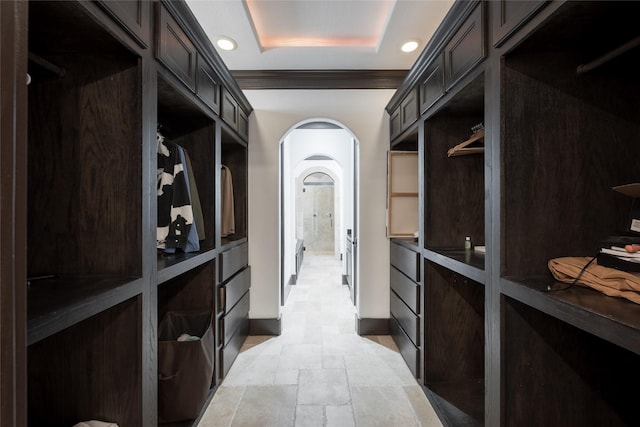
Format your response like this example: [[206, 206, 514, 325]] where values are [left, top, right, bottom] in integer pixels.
[[157, 132, 196, 252]]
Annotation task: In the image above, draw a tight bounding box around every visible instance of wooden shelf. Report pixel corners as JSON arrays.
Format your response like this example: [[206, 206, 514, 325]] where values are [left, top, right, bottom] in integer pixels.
[[424, 248, 485, 284], [501, 276, 640, 355], [27, 276, 142, 345]]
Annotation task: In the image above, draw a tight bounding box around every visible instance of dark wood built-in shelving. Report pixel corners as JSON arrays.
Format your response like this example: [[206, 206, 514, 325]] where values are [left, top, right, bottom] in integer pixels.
[[387, 0, 640, 425]]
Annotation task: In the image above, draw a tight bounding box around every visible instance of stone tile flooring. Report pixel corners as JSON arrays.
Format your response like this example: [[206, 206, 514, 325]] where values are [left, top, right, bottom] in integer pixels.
[[197, 254, 442, 427]]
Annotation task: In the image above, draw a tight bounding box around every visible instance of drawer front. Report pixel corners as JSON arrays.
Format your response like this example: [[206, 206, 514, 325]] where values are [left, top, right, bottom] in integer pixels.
[[97, 0, 151, 48], [390, 242, 420, 282], [196, 56, 220, 113], [219, 267, 251, 314], [420, 54, 444, 113], [156, 4, 196, 90], [391, 291, 420, 346], [390, 266, 420, 314], [220, 291, 249, 347], [400, 87, 419, 130], [221, 88, 239, 130], [390, 318, 419, 378], [444, 4, 485, 90], [491, 0, 547, 47], [220, 242, 248, 283], [220, 317, 249, 377]]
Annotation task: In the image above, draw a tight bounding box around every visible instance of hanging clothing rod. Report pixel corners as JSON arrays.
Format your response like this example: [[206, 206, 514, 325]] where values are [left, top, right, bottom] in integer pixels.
[[28, 52, 66, 78], [577, 35, 640, 75]]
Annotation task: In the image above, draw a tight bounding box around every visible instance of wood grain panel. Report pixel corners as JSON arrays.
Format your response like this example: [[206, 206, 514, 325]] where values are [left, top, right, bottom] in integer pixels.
[[221, 135, 248, 243], [158, 261, 215, 320], [424, 115, 484, 250], [424, 262, 484, 383], [27, 53, 141, 279], [501, 50, 640, 277], [28, 297, 142, 426], [504, 298, 640, 426]]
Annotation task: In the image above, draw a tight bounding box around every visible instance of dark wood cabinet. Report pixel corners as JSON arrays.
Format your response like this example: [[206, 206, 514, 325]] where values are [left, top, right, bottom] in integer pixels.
[[221, 87, 250, 139], [444, 3, 485, 90], [97, 0, 151, 48], [390, 87, 419, 140], [389, 239, 421, 378], [196, 55, 221, 113], [420, 54, 444, 114], [217, 242, 250, 379], [2, 0, 252, 425], [490, 0, 547, 47], [156, 3, 196, 90], [387, 1, 640, 425]]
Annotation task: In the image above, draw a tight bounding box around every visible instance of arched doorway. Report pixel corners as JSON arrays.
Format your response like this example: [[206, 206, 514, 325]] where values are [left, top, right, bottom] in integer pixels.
[[280, 120, 359, 306]]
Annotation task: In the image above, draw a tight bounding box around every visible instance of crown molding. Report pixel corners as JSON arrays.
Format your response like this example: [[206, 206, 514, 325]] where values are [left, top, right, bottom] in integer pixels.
[[231, 69, 408, 90]]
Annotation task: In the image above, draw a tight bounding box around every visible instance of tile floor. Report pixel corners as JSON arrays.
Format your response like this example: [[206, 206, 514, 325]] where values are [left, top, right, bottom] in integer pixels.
[[197, 254, 443, 427]]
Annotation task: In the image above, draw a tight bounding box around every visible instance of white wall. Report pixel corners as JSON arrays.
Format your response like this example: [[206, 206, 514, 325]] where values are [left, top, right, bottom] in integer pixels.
[[246, 89, 393, 321]]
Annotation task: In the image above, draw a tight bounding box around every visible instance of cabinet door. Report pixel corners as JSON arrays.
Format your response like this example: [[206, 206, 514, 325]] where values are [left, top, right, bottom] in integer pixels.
[[389, 107, 402, 139], [97, 0, 151, 48], [196, 55, 220, 113], [491, 0, 547, 47], [387, 152, 419, 238], [444, 4, 485, 90], [221, 88, 239, 130], [156, 4, 196, 90], [400, 87, 419, 131], [420, 54, 444, 114], [237, 108, 249, 140]]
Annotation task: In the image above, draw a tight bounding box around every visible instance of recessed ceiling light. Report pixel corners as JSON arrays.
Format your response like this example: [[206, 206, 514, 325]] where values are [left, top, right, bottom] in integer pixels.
[[401, 40, 419, 53], [216, 36, 237, 51]]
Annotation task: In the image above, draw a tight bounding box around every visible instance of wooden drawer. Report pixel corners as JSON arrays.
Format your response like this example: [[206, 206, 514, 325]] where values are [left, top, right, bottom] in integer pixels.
[[97, 0, 151, 48], [491, 0, 547, 47], [156, 3, 196, 90], [219, 242, 248, 283], [444, 3, 485, 90], [219, 291, 249, 347], [220, 317, 249, 377], [390, 318, 419, 378], [219, 267, 251, 314], [390, 266, 420, 314], [420, 53, 444, 114], [391, 291, 420, 346], [196, 55, 220, 113], [390, 241, 420, 282]]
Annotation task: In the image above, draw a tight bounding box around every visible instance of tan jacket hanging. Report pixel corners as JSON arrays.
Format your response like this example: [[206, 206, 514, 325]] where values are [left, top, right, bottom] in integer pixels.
[[221, 165, 235, 237]]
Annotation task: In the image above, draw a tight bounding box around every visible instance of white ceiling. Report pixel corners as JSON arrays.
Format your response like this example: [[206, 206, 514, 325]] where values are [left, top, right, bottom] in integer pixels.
[[186, 0, 454, 70]]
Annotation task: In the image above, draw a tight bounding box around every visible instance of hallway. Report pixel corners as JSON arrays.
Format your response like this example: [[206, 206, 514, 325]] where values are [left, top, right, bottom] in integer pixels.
[[197, 254, 442, 427]]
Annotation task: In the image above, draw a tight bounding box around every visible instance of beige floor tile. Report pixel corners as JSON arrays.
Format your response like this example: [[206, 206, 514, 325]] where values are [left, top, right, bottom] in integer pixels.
[[232, 385, 297, 427], [351, 386, 419, 427], [196, 255, 441, 427], [326, 405, 355, 427], [198, 386, 244, 427], [297, 369, 350, 405], [294, 405, 324, 427]]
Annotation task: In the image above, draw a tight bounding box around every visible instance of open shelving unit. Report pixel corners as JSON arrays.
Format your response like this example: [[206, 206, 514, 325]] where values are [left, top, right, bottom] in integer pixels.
[[387, 0, 640, 425], [2, 1, 253, 425]]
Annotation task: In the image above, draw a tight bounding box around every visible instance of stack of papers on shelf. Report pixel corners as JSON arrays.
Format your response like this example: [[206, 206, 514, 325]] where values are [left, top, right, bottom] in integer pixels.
[[600, 247, 640, 263]]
